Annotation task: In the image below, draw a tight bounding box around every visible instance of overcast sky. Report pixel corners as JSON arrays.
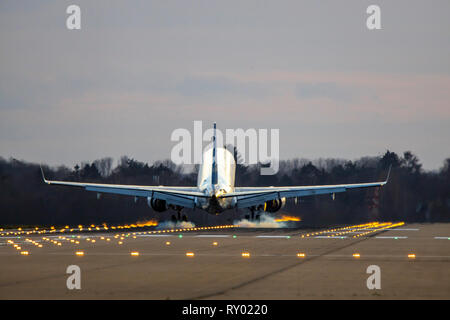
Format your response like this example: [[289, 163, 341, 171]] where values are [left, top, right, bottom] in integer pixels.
[[1, 1, 449, 170]]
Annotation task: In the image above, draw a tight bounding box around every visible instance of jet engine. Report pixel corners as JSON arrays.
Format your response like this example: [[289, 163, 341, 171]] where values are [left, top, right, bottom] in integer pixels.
[[264, 198, 286, 212], [149, 198, 167, 212]]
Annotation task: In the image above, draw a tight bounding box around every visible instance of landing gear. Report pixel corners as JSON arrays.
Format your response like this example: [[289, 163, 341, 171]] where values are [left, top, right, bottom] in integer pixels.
[[170, 206, 187, 222], [245, 207, 261, 221]]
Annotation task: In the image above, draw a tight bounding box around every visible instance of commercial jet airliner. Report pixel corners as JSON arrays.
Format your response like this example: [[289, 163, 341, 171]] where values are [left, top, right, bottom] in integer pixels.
[[41, 123, 391, 221]]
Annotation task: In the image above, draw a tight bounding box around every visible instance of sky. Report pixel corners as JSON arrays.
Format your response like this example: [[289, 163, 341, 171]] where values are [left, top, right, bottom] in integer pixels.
[[1, 0, 449, 171]]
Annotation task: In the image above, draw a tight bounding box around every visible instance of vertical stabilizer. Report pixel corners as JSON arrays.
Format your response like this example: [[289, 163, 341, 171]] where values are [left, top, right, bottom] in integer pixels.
[[211, 122, 218, 185]]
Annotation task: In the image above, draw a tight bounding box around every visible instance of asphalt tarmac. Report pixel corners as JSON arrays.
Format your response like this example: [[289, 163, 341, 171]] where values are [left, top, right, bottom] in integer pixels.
[[0, 223, 449, 299]]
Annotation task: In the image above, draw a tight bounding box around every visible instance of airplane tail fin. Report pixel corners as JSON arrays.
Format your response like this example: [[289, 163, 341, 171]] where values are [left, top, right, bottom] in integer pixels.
[[211, 122, 218, 185]]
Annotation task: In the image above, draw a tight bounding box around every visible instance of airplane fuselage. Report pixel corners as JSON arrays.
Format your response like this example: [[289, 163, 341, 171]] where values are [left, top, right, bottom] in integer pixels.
[[196, 147, 236, 213]]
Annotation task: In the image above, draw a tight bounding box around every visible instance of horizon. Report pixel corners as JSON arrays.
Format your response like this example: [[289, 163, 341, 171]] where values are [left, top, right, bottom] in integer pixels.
[[2, 148, 444, 174], [1, 1, 449, 171]]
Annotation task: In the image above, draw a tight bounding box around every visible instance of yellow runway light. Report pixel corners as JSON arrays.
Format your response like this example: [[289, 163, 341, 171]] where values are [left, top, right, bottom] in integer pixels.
[[166, 241, 171, 245], [352, 253, 361, 259], [186, 252, 195, 257], [130, 251, 139, 256], [408, 254, 416, 259], [241, 252, 250, 258], [212, 242, 218, 246], [75, 251, 84, 256], [297, 253, 306, 258], [20, 251, 29, 255]]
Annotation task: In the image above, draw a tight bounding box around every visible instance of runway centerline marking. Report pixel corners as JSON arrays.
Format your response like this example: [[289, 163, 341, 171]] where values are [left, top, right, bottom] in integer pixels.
[[375, 236, 408, 239], [255, 236, 291, 238], [195, 235, 230, 238]]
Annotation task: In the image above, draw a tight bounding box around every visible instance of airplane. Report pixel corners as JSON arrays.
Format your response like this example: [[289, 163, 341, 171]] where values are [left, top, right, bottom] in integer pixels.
[[41, 123, 391, 222]]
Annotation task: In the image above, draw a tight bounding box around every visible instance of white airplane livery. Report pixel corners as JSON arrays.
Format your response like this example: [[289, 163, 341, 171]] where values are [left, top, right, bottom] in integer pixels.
[[41, 123, 391, 221]]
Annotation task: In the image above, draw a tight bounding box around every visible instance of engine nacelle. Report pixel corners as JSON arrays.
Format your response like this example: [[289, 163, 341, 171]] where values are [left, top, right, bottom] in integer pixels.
[[150, 198, 167, 212], [264, 198, 286, 213]]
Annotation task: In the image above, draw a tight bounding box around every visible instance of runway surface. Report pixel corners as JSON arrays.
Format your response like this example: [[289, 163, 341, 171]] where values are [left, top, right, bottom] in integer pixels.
[[0, 222, 449, 299]]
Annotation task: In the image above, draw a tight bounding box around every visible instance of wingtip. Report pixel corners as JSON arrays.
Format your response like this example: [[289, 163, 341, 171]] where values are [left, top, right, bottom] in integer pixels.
[[385, 164, 392, 183], [40, 165, 48, 183]]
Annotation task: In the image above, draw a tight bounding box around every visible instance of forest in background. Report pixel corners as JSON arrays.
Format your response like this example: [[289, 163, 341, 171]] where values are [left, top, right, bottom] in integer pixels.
[[1, 150, 449, 227]]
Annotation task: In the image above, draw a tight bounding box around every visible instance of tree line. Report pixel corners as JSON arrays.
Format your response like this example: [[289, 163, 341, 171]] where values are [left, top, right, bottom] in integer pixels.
[[0, 150, 449, 227]]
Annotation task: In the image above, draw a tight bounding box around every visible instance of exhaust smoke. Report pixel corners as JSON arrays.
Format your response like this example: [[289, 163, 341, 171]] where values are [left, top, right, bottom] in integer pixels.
[[156, 221, 196, 229]]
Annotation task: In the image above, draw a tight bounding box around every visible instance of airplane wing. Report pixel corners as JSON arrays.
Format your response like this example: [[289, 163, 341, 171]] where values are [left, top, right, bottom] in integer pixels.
[[40, 166, 206, 208], [219, 166, 391, 209]]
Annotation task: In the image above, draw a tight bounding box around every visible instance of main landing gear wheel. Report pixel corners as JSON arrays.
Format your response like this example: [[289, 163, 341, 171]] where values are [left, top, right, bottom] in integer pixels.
[[171, 208, 188, 222], [245, 207, 261, 221]]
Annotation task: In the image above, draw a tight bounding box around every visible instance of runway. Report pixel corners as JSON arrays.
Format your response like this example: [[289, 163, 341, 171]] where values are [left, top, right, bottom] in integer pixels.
[[0, 222, 449, 299]]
